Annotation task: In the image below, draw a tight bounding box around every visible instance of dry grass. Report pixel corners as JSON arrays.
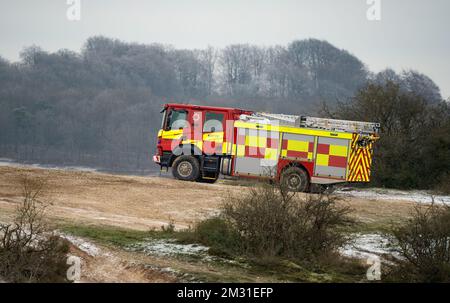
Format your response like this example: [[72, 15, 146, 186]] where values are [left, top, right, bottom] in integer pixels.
[[0, 165, 419, 232], [0, 164, 428, 283]]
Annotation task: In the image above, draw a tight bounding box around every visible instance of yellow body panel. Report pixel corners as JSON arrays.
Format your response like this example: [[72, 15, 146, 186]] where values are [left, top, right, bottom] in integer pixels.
[[236, 145, 246, 157], [264, 148, 279, 160], [329, 145, 348, 157], [203, 132, 224, 141], [316, 154, 329, 166], [160, 129, 184, 139], [287, 140, 309, 152], [246, 135, 266, 148]]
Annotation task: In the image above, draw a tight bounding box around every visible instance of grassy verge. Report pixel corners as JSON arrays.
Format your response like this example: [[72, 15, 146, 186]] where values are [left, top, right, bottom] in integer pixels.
[[343, 220, 402, 235], [60, 224, 194, 247], [58, 221, 368, 283], [246, 257, 367, 282]]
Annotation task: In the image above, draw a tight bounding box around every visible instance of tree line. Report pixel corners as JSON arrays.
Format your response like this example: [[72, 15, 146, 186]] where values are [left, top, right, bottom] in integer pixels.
[[323, 72, 449, 191], [0, 36, 448, 190]]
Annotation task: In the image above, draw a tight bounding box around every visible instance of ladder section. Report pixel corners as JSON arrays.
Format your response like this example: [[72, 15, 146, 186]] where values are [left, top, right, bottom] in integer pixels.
[[240, 112, 380, 135], [254, 112, 300, 126], [299, 116, 380, 135]]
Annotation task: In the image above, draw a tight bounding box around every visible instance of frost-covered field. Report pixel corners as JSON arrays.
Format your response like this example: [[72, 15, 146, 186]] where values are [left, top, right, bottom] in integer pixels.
[[127, 239, 209, 258], [59, 233, 102, 256], [336, 187, 450, 205], [126, 238, 244, 268]]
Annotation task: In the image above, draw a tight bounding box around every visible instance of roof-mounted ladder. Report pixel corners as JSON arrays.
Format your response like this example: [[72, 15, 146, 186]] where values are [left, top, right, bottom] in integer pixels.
[[242, 112, 380, 135], [299, 116, 380, 135]]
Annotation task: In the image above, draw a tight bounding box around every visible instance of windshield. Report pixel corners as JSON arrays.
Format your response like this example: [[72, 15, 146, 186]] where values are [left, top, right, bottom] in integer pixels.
[[160, 108, 166, 129], [165, 109, 188, 130]]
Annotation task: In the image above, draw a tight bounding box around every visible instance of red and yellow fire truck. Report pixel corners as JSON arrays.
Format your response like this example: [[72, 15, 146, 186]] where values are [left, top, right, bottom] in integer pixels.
[[153, 103, 380, 192]]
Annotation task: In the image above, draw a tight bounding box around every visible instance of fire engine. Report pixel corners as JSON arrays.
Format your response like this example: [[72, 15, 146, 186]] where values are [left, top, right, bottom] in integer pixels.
[[153, 103, 380, 192]]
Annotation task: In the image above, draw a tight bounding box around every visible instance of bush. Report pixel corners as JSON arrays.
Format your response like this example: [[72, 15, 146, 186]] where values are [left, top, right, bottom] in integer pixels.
[[194, 217, 242, 257], [388, 202, 450, 282], [0, 174, 70, 283], [219, 183, 354, 261], [436, 173, 450, 194]]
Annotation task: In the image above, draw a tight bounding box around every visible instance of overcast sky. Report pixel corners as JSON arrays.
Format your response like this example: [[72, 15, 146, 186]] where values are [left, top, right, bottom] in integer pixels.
[[1, 0, 449, 98]]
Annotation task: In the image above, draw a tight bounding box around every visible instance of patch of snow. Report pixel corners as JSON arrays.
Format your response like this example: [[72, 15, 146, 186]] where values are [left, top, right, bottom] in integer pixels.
[[0, 159, 21, 167], [0, 160, 98, 173], [144, 265, 180, 275], [339, 233, 400, 261], [59, 234, 101, 257], [336, 187, 450, 205], [31, 163, 98, 172], [142, 264, 199, 282], [0, 158, 14, 162], [127, 238, 209, 258], [128, 238, 245, 267]]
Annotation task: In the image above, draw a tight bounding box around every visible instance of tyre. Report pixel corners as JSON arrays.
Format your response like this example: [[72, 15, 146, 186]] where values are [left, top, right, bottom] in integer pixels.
[[280, 166, 310, 192], [172, 155, 200, 181]]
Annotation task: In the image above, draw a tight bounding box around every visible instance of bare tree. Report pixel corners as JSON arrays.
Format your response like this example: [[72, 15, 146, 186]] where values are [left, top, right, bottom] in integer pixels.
[[200, 46, 217, 96]]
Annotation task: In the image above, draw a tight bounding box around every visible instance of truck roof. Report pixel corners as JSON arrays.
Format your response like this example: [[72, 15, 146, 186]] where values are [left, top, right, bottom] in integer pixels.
[[164, 103, 252, 114], [164, 103, 379, 135]]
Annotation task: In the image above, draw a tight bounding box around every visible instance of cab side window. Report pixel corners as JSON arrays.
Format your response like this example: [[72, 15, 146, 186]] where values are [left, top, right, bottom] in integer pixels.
[[203, 112, 224, 133], [166, 109, 188, 130]]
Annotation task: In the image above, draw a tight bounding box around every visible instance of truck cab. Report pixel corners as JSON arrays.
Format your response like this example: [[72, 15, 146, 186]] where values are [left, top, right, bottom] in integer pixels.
[[153, 103, 251, 182]]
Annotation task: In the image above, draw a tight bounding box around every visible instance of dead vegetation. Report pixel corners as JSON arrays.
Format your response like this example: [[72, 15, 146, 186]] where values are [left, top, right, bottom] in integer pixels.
[[386, 201, 450, 282], [220, 183, 355, 261], [0, 174, 70, 282], [436, 173, 450, 194]]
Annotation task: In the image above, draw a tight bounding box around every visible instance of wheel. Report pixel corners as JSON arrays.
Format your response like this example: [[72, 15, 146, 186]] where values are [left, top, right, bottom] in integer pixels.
[[172, 155, 200, 181], [280, 166, 310, 192]]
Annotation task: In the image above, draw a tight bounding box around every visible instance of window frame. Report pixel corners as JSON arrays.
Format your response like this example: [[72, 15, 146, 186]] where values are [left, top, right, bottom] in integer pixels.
[[202, 111, 225, 133]]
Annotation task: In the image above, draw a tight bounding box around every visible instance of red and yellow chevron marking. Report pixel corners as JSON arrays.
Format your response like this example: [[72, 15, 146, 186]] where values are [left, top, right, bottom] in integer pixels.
[[347, 134, 373, 182]]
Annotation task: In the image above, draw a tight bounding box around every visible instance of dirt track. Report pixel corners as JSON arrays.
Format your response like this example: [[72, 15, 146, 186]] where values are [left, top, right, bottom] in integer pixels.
[[0, 165, 418, 230]]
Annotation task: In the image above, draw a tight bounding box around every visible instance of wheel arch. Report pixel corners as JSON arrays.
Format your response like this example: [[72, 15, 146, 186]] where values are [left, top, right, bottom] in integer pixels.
[[169, 144, 203, 167], [278, 160, 312, 181]]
